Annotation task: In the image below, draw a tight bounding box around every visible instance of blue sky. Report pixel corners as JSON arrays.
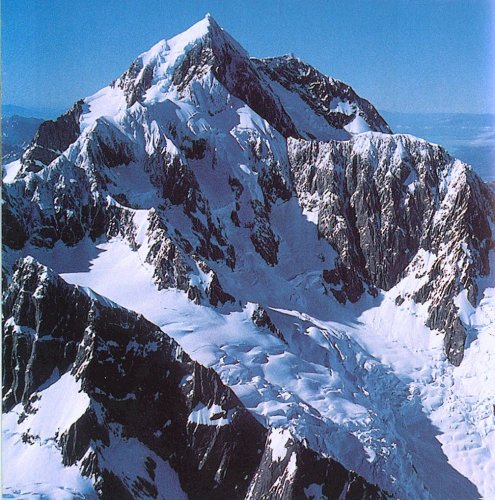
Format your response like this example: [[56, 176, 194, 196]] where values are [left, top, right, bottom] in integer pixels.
[[2, 0, 494, 114]]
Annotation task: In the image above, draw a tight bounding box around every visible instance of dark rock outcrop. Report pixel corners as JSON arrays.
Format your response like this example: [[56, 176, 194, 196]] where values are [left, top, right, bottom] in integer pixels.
[[248, 430, 384, 500], [2, 258, 92, 411], [257, 55, 391, 136], [251, 304, 286, 342], [171, 15, 299, 139], [288, 134, 494, 364], [2, 257, 385, 499], [21, 101, 83, 173]]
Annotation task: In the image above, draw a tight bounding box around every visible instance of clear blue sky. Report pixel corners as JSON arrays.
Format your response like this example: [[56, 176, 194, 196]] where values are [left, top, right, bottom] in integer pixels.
[[2, 0, 494, 115]]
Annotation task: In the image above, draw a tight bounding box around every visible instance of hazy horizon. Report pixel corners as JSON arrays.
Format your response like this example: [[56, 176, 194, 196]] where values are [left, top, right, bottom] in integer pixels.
[[2, 1, 494, 115]]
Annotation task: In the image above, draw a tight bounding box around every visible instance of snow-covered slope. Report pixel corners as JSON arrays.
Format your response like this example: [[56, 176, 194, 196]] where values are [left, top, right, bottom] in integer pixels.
[[3, 257, 384, 499], [2, 14, 494, 500], [288, 133, 494, 366]]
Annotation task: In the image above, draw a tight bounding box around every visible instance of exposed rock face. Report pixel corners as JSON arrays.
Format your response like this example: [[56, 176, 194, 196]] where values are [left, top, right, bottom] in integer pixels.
[[145, 210, 193, 292], [3, 14, 493, 367], [172, 16, 300, 139], [3, 15, 492, 370], [2, 146, 140, 251], [2, 14, 392, 308], [2, 257, 385, 498], [2, 258, 92, 411], [249, 200, 280, 266], [2, 15, 494, 499], [21, 101, 83, 173], [256, 55, 392, 136], [109, 15, 388, 142], [247, 429, 383, 500], [251, 304, 286, 342], [288, 134, 494, 364]]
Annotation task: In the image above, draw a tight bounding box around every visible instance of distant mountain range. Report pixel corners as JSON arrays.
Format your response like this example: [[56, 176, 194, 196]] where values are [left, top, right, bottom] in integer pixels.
[[383, 111, 494, 181], [2, 115, 44, 164], [2, 104, 65, 119], [5, 108, 492, 181]]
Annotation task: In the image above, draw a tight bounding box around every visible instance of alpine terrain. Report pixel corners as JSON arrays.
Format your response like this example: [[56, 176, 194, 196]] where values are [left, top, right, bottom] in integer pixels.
[[2, 114, 43, 166], [2, 15, 494, 499]]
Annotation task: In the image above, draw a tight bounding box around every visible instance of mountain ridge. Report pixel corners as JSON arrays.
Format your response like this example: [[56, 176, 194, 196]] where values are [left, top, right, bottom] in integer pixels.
[[3, 256, 386, 499], [2, 14, 494, 499]]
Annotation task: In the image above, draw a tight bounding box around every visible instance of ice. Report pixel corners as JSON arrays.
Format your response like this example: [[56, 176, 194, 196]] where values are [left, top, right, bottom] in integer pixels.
[[302, 206, 319, 225], [43, 232, 491, 498], [35, 237, 453, 496], [3, 15, 494, 499]]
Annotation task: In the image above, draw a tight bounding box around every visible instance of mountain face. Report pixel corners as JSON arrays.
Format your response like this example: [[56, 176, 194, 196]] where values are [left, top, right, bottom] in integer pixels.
[[288, 134, 494, 366], [2, 14, 494, 500], [3, 258, 384, 499], [382, 111, 495, 182]]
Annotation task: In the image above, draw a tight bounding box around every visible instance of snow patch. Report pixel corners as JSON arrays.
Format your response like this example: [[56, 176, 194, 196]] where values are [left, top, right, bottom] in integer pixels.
[[187, 403, 233, 427], [269, 428, 292, 461], [2, 373, 94, 498]]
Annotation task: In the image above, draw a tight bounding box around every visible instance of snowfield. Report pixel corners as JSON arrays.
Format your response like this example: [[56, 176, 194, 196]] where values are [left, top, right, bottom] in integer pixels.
[[2, 13, 494, 500], [5, 223, 490, 499]]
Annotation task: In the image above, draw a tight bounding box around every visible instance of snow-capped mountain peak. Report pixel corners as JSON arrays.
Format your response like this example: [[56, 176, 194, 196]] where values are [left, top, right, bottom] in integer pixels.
[[3, 15, 494, 500], [124, 11, 245, 86]]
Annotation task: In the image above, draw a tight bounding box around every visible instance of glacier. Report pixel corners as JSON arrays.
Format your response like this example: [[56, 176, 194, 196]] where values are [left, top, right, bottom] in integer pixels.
[[2, 13, 494, 500]]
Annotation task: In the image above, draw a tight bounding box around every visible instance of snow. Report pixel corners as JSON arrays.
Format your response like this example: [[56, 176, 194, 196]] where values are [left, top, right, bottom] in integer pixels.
[[344, 114, 372, 134], [286, 452, 297, 475], [78, 14, 227, 134], [267, 79, 350, 141], [302, 207, 319, 225], [35, 234, 491, 499], [5, 112, 493, 497], [188, 403, 233, 426], [3, 372, 90, 442], [3, 15, 494, 500], [2, 159, 22, 182], [98, 424, 187, 500], [304, 483, 325, 500], [2, 373, 95, 499], [269, 428, 292, 461], [347, 262, 495, 499], [80, 85, 126, 133]]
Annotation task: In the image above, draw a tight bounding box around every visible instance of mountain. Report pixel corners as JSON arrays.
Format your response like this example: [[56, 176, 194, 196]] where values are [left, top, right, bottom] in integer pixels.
[[383, 112, 495, 182], [2, 104, 65, 119], [3, 257, 384, 499], [2, 115, 43, 164], [2, 14, 494, 499]]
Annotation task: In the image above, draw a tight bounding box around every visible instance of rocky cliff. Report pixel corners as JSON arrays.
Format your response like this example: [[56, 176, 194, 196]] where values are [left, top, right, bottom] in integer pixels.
[[2, 14, 493, 499], [3, 257, 385, 499], [288, 134, 494, 365]]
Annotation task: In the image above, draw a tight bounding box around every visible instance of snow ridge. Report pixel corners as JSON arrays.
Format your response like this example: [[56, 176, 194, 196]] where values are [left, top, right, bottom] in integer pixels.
[[2, 14, 494, 500]]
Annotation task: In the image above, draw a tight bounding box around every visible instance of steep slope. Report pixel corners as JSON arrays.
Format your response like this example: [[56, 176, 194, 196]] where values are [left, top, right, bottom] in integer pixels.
[[2, 13, 494, 500], [255, 55, 391, 137], [3, 257, 385, 499], [3, 15, 392, 306], [288, 133, 494, 365]]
